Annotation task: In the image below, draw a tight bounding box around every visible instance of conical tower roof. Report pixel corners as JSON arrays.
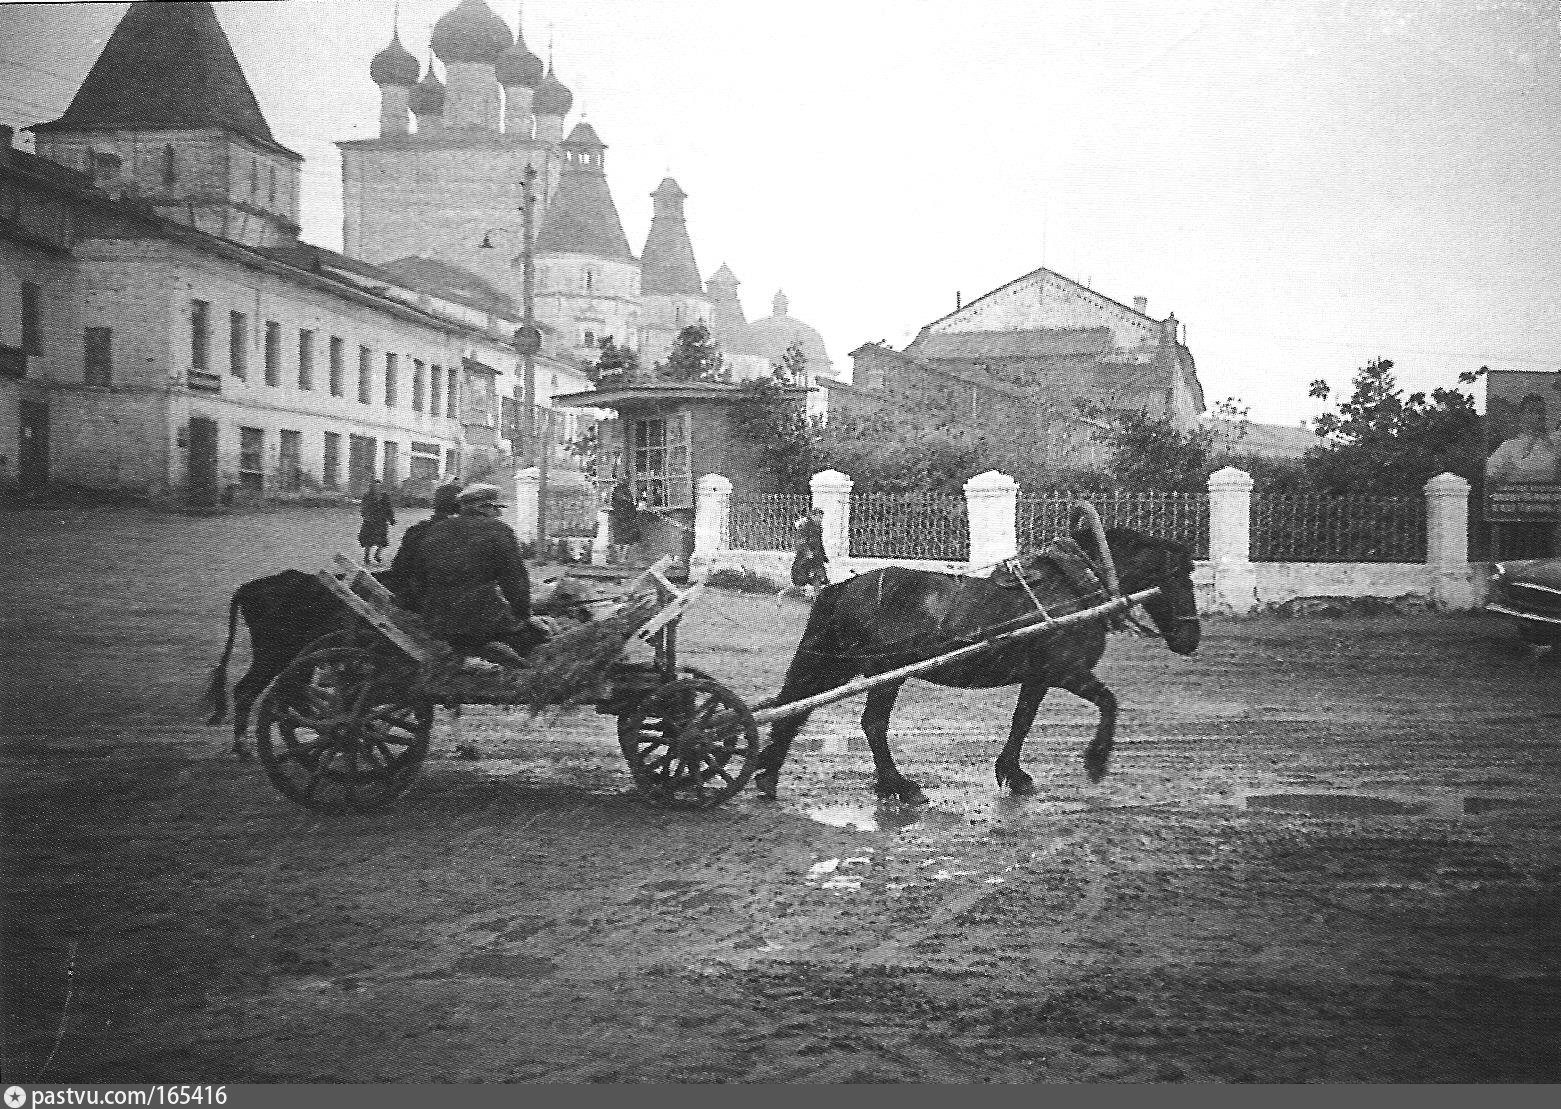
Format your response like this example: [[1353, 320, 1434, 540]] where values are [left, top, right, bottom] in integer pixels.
[[706, 262, 753, 354], [640, 178, 702, 297], [535, 127, 632, 261], [33, 1, 279, 148]]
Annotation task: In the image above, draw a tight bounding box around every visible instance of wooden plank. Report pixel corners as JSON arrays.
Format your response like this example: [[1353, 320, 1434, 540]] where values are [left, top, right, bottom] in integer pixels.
[[332, 553, 397, 606], [749, 585, 1162, 728], [314, 568, 434, 663], [631, 582, 705, 643]]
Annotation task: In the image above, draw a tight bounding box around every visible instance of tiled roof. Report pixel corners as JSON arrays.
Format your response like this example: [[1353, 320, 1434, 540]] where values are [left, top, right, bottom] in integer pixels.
[[32, 2, 287, 156]]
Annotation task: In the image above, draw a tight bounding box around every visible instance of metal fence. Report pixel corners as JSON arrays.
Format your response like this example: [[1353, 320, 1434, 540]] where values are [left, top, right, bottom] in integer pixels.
[[1251, 494, 1426, 562], [543, 484, 599, 538], [850, 492, 970, 560], [1016, 492, 1210, 560], [730, 494, 811, 551]]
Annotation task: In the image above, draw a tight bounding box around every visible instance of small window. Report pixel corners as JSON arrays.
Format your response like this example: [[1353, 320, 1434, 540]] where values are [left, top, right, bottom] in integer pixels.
[[263, 321, 280, 386], [446, 367, 458, 419], [382, 440, 399, 484], [278, 428, 303, 491], [84, 326, 112, 387], [190, 299, 210, 371], [328, 335, 344, 397], [430, 364, 442, 417], [238, 426, 264, 493], [163, 145, 178, 188], [358, 345, 372, 404], [268, 166, 276, 206], [384, 353, 398, 407], [20, 281, 42, 355], [229, 311, 247, 378], [298, 329, 313, 390], [583, 330, 595, 348], [584, 270, 595, 292], [249, 159, 258, 197], [412, 359, 425, 412]]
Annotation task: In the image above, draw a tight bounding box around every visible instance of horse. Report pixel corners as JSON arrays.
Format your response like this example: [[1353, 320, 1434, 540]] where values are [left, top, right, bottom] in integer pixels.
[[752, 520, 1201, 804]]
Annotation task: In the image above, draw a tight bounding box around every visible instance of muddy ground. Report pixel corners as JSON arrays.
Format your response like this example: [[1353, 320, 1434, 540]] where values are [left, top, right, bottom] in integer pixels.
[[2, 502, 1559, 1082]]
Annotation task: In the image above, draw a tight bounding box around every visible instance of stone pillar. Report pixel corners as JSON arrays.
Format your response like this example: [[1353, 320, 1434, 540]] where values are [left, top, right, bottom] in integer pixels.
[[689, 473, 732, 582], [1425, 472, 1477, 609], [512, 466, 540, 551], [810, 469, 853, 561], [964, 469, 1018, 569], [1208, 466, 1257, 614], [591, 495, 610, 566]]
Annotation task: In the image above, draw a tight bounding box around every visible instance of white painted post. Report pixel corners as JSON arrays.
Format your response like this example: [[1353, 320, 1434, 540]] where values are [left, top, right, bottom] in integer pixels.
[[1208, 466, 1257, 614], [512, 466, 540, 553], [810, 469, 854, 561], [590, 489, 611, 566], [690, 473, 732, 582], [1424, 472, 1476, 610], [964, 469, 1018, 570]]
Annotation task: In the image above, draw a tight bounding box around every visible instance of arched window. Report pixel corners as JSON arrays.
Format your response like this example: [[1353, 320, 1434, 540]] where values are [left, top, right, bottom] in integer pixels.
[[162, 145, 178, 188]]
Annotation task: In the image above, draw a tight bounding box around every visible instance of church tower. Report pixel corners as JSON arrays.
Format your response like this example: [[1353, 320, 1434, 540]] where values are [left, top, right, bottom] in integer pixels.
[[638, 178, 711, 362], [30, 0, 303, 248], [533, 121, 640, 365], [339, 0, 561, 295]]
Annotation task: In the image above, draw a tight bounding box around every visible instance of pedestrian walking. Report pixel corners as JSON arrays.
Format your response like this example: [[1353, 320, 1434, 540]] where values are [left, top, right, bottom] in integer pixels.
[[358, 479, 396, 565], [789, 507, 829, 599]]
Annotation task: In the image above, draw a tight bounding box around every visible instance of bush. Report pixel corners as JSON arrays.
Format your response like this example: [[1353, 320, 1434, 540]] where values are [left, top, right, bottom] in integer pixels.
[[704, 567, 781, 594]]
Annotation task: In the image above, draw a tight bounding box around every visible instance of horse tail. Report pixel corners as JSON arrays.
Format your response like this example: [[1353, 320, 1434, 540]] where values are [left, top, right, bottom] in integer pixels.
[[201, 589, 242, 726]]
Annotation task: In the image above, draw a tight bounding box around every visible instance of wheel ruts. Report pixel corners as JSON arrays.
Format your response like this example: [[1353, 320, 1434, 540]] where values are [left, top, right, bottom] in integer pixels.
[[618, 678, 758, 808], [256, 645, 431, 812]]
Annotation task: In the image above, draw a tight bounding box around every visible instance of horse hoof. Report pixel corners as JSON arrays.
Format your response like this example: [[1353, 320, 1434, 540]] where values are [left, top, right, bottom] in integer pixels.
[[753, 772, 778, 800], [1005, 777, 1037, 796]]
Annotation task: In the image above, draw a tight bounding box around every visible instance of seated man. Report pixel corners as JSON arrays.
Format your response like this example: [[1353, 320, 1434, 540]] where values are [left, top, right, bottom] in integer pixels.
[[407, 482, 547, 664]]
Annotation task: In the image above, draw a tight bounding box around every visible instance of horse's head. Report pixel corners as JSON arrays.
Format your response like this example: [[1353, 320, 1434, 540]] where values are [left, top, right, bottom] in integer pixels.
[[1076, 525, 1202, 656]]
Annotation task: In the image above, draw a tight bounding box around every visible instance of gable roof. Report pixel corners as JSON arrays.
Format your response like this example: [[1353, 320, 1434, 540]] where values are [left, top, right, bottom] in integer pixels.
[[259, 246, 519, 318], [904, 327, 1115, 361], [32, 1, 294, 158]]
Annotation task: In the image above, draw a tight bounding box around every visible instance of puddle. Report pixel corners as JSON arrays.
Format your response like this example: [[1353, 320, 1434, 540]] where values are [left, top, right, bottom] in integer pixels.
[[805, 854, 873, 892], [1243, 792, 1426, 817], [805, 802, 967, 833]]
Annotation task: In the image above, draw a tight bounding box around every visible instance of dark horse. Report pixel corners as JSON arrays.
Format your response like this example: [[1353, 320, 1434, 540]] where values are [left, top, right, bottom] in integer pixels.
[[753, 525, 1201, 803]]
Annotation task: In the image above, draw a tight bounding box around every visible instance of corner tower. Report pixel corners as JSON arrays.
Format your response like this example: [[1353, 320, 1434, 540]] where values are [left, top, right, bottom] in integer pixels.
[[29, 0, 303, 247], [639, 177, 711, 361]]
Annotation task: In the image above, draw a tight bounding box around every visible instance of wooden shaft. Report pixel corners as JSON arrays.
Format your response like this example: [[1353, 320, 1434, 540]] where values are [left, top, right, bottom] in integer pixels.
[[748, 586, 1161, 728]]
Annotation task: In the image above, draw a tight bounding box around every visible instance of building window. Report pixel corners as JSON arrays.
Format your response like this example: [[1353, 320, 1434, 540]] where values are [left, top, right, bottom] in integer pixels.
[[249, 159, 258, 197], [583, 330, 595, 348], [20, 281, 42, 354], [385, 353, 398, 407], [190, 299, 210, 371], [446, 367, 458, 420], [268, 166, 276, 206], [162, 145, 178, 188], [584, 270, 595, 292], [263, 321, 280, 386], [328, 335, 344, 397], [298, 328, 313, 390], [357, 344, 372, 404], [322, 431, 341, 490], [238, 426, 264, 493], [631, 413, 692, 509], [229, 311, 247, 378], [83, 326, 112, 387], [412, 359, 425, 412], [429, 363, 442, 417], [382, 440, 399, 484], [278, 428, 302, 491]]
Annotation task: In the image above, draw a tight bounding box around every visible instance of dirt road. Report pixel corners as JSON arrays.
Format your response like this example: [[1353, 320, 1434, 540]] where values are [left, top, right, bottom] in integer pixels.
[[2, 503, 1558, 1082]]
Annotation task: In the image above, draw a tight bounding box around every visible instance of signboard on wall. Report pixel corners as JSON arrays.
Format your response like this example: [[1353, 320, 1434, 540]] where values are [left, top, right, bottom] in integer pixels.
[[1484, 370, 1561, 522]]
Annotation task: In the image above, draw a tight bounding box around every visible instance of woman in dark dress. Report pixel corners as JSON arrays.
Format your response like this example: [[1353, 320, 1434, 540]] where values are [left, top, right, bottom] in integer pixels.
[[358, 479, 397, 564], [790, 507, 829, 598]]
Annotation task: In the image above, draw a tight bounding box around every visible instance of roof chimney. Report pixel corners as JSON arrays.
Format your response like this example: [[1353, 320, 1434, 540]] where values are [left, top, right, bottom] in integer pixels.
[[1133, 296, 1147, 315]]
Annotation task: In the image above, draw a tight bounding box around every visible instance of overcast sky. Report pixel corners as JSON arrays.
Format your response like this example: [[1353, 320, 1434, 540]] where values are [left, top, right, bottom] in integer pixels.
[[4, 0, 1559, 425]]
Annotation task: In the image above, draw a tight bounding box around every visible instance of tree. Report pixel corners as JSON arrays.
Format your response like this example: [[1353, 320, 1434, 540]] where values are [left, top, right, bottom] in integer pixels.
[[656, 323, 727, 383], [1078, 403, 1219, 492], [1305, 359, 1486, 494], [587, 338, 642, 390]]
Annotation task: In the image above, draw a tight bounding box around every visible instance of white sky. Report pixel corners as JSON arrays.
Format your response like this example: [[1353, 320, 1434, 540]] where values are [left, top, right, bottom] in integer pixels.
[[4, 0, 1559, 425]]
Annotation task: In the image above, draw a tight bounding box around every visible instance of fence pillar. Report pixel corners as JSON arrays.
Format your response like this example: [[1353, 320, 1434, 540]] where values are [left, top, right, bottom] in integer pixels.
[[590, 487, 611, 566], [964, 469, 1018, 569], [811, 469, 853, 560], [1208, 466, 1257, 614], [1425, 472, 1477, 609], [512, 466, 540, 552], [690, 473, 732, 582]]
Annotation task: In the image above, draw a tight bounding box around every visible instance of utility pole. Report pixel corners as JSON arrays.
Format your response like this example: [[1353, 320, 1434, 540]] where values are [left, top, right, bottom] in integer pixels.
[[519, 165, 549, 552]]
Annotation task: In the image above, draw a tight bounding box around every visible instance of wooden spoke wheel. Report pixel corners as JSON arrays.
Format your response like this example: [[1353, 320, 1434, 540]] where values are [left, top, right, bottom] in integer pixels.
[[256, 646, 431, 813], [618, 678, 758, 809]]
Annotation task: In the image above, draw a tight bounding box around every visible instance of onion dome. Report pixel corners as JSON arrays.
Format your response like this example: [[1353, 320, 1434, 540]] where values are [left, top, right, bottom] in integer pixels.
[[533, 64, 573, 115], [495, 32, 544, 87], [370, 33, 420, 87], [408, 64, 446, 114], [430, 0, 513, 66]]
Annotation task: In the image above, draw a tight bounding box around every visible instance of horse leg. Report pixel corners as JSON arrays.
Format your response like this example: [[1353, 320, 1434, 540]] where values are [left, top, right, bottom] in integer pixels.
[[995, 679, 1048, 795], [1055, 669, 1118, 782], [862, 683, 926, 804], [753, 646, 860, 800], [229, 665, 270, 759]]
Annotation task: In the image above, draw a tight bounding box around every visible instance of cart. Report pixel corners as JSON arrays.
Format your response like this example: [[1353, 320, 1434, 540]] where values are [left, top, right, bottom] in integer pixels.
[[255, 511, 1168, 814]]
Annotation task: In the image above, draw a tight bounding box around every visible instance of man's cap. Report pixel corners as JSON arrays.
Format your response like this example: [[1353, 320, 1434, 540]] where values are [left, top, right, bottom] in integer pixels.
[[458, 482, 507, 506]]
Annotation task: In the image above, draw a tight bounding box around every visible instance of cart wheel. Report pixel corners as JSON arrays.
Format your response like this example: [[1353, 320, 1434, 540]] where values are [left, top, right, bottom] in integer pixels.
[[256, 646, 431, 813], [618, 678, 759, 808]]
